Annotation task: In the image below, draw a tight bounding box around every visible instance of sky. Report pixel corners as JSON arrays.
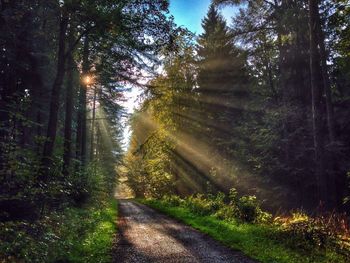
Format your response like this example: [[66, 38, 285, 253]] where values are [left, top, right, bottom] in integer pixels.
[[121, 1, 239, 148], [169, 0, 238, 34]]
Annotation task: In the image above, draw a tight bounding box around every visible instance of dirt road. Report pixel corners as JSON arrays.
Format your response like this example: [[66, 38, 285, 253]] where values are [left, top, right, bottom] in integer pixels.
[[113, 200, 258, 263]]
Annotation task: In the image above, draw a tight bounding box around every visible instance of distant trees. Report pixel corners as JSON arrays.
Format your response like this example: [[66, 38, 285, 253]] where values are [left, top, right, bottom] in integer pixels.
[[125, 0, 350, 212], [125, 30, 199, 197], [125, 6, 252, 198]]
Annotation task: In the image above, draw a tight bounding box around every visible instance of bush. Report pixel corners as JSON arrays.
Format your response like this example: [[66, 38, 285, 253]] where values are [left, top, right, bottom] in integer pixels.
[[162, 195, 183, 207], [276, 211, 350, 254], [0, 199, 117, 263], [0, 160, 118, 263], [237, 196, 261, 223], [159, 190, 271, 224], [214, 205, 238, 221], [151, 191, 349, 261], [184, 194, 214, 216], [207, 192, 226, 211]]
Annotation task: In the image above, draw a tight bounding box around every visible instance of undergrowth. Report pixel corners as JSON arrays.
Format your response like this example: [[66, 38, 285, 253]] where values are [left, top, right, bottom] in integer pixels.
[[0, 198, 117, 263], [140, 192, 350, 263], [0, 162, 118, 263]]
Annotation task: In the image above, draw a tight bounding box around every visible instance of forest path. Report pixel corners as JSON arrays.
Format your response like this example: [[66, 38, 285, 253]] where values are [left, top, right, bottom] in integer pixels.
[[112, 200, 258, 263]]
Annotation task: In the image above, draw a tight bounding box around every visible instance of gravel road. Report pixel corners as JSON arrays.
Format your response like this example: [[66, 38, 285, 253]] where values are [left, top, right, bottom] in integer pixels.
[[113, 200, 258, 263]]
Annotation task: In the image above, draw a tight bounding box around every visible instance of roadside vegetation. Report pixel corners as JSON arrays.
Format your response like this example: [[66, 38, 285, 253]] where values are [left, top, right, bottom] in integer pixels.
[[141, 193, 350, 263], [0, 164, 117, 263]]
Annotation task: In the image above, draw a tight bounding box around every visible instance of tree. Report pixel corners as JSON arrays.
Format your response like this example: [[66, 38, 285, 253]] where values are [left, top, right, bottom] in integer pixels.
[[62, 29, 77, 177], [41, 0, 174, 176], [198, 5, 248, 129], [0, 0, 174, 219], [308, 0, 329, 206], [124, 31, 202, 197], [40, 4, 69, 177], [196, 5, 251, 191]]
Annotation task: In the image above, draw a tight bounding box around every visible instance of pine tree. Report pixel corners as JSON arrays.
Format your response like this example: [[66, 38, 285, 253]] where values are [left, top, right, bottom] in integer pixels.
[[197, 4, 249, 154]]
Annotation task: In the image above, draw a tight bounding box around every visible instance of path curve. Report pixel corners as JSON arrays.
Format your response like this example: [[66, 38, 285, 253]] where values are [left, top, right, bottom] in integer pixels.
[[113, 200, 258, 263]]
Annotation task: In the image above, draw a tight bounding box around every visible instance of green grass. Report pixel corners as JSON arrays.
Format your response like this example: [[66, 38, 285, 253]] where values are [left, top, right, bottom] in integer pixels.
[[64, 198, 118, 263], [139, 199, 347, 263]]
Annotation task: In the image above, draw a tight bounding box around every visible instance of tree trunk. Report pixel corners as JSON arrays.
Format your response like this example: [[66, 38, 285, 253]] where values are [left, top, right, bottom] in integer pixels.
[[40, 10, 69, 179], [62, 30, 75, 177], [76, 100, 82, 160], [315, 3, 338, 208], [76, 36, 89, 166], [90, 86, 97, 161], [308, 0, 327, 206], [315, 9, 336, 144]]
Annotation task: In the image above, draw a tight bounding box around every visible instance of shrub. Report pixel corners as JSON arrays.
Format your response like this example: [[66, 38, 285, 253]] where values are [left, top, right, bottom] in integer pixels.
[[0, 160, 118, 263], [228, 188, 238, 203], [275, 210, 350, 256], [237, 196, 261, 223], [257, 210, 273, 224], [184, 194, 214, 216], [154, 191, 349, 259], [159, 190, 271, 224], [0, 199, 117, 263], [183, 193, 230, 216], [207, 192, 226, 211], [214, 205, 238, 221], [162, 195, 183, 207]]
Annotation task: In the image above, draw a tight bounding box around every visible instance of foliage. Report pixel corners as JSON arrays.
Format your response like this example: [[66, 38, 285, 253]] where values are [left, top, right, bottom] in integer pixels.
[[235, 196, 263, 223], [0, 0, 174, 260], [275, 211, 350, 254], [0, 166, 117, 263], [159, 190, 270, 224], [124, 30, 199, 198], [125, 0, 350, 212], [141, 198, 349, 263], [0, 0, 174, 215]]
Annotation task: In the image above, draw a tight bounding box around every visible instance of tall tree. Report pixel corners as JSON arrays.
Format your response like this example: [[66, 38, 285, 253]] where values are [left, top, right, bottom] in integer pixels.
[[40, 4, 69, 177], [316, 7, 336, 143], [63, 28, 77, 177], [308, 0, 328, 205], [197, 5, 249, 148], [41, 0, 174, 173], [76, 36, 90, 166]]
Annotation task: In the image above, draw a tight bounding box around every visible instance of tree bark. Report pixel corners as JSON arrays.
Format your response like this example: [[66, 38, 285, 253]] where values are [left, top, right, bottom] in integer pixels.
[[315, 9, 336, 144], [315, 4, 338, 208], [63, 30, 75, 177], [40, 10, 69, 179], [90, 86, 97, 161], [308, 0, 327, 206], [76, 36, 89, 166]]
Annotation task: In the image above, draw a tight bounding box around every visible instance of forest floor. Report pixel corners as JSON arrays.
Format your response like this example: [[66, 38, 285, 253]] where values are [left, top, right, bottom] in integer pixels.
[[112, 200, 257, 263]]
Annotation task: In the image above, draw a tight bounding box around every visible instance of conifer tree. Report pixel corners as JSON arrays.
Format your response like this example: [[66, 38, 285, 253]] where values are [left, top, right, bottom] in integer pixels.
[[197, 5, 249, 153]]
